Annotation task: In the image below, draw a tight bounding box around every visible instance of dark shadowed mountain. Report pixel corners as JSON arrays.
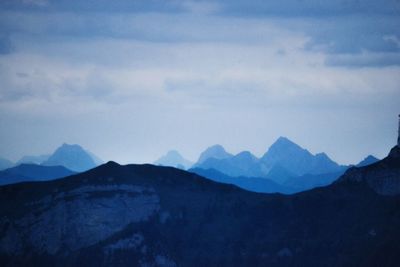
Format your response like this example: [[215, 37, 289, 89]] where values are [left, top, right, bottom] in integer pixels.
[[42, 143, 101, 172], [16, 154, 50, 165], [190, 167, 294, 194], [154, 150, 193, 170], [194, 144, 233, 165], [260, 137, 345, 176], [0, 164, 76, 185], [0, 157, 13, 171], [196, 151, 264, 177], [356, 155, 380, 167], [337, 146, 400, 195], [0, 150, 399, 266]]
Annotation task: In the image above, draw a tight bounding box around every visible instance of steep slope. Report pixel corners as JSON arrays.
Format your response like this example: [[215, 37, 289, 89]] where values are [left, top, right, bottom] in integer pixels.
[[190, 167, 294, 194], [194, 144, 233, 165], [0, 161, 399, 266], [154, 150, 193, 170], [0, 157, 13, 171], [283, 171, 346, 192], [42, 143, 100, 172], [260, 137, 344, 176], [0, 164, 76, 185], [337, 146, 400, 195]]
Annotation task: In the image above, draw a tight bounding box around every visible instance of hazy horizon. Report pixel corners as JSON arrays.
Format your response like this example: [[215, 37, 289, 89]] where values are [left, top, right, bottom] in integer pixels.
[[0, 0, 399, 165]]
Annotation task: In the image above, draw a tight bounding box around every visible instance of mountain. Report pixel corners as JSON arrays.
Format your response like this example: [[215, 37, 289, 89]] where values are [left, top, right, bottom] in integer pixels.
[[283, 171, 346, 193], [337, 145, 400, 195], [0, 157, 13, 171], [196, 151, 264, 177], [16, 154, 50, 165], [195, 144, 233, 165], [190, 167, 294, 194], [191, 166, 345, 194], [154, 150, 193, 170], [42, 143, 101, 172], [260, 137, 344, 176], [0, 158, 399, 266], [265, 164, 295, 184], [0, 163, 76, 185], [356, 155, 379, 167]]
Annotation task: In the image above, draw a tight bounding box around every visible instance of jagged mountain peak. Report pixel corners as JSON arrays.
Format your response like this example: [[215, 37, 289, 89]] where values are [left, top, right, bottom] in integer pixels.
[[261, 137, 341, 176], [271, 136, 304, 150], [356, 155, 379, 167]]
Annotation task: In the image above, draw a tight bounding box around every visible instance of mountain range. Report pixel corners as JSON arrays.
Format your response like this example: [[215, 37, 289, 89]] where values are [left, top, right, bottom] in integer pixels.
[[0, 141, 399, 266], [188, 137, 368, 192], [0, 139, 379, 191]]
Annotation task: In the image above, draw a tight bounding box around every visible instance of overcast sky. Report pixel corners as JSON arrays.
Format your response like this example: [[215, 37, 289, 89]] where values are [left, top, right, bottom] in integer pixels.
[[0, 0, 399, 165]]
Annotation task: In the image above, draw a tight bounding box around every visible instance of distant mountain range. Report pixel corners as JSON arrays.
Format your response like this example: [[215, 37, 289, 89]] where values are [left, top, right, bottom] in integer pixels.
[[190, 137, 351, 192], [154, 150, 193, 170], [0, 164, 75, 185], [0, 141, 398, 266], [154, 138, 379, 193], [0, 143, 102, 175], [193, 137, 347, 179], [0, 140, 379, 189]]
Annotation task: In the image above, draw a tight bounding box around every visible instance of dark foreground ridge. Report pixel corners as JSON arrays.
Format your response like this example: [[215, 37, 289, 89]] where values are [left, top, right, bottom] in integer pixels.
[[0, 157, 399, 266]]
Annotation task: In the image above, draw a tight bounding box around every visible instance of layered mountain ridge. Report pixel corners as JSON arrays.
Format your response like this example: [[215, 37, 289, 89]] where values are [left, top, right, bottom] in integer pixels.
[[0, 153, 399, 266], [0, 164, 76, 185]]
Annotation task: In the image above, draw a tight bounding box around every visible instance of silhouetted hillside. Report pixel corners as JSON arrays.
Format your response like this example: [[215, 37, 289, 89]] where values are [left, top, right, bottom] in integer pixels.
[[0, 164, 76, 185], [0, 159, 399, 266], [337, 146, 400, 195]]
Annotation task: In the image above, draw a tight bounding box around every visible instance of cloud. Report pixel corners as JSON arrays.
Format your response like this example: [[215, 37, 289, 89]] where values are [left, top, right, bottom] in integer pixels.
[[0, 0, 399, 164], [0, 36, 13, 54], [21, 0, 49, 7]]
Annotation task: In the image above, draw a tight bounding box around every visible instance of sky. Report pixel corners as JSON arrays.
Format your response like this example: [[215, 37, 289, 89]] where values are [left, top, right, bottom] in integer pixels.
[[0, 0, 399, 165]]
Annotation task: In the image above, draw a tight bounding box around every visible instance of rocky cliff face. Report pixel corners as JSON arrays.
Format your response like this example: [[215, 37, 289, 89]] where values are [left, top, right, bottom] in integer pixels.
[[337, 146, 400, 195], [0, 162, 399, 267]]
